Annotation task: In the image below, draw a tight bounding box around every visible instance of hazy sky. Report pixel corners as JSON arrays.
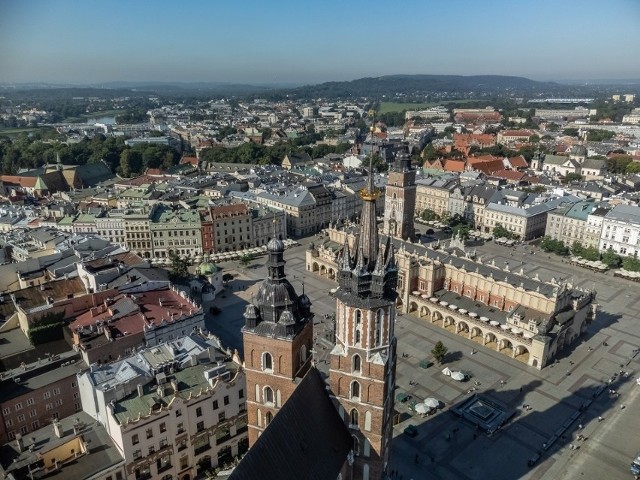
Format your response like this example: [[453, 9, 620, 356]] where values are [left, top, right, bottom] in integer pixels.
[[1, 0, 639, 85]]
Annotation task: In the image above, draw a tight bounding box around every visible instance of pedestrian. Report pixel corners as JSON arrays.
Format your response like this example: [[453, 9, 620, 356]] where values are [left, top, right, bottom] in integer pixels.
[[519, 387, 523, 393], [598, 416, 603, 422], [620, 404, 626, 410]]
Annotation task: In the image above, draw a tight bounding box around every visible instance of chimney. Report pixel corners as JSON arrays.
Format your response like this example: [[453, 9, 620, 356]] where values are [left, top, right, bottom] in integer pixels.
[[190, 355, 198, 367], [15, 433, 24, 452], [137, 383, 144, 397], [170, 378, 179, 393], [53, 419, 63, 438]]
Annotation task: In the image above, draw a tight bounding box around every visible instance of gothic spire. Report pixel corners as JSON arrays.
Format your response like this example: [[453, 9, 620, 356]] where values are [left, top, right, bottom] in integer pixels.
[[357, 154, 380, 272]]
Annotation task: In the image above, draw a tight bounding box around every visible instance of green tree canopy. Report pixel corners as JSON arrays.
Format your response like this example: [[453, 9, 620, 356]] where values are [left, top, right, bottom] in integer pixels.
[[421, 209, 440, 222], [431, 341, 448, 365], [492, 223, 517, 240]]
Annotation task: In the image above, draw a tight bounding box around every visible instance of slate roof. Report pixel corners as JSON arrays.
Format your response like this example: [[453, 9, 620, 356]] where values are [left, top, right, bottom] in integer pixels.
[[75, 162, 115, 186], [605, 204, 640, 223], [230, 367, 351, 480]]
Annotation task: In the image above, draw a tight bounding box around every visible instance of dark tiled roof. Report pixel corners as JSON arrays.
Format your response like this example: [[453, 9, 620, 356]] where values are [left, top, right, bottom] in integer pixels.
[[231, 368, 351, 480]]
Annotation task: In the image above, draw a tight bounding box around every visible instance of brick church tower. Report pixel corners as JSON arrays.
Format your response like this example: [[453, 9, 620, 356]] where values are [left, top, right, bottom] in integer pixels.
[[330, 158, 398, 480], [383, 152, 416, 240], [242, 235, 314, 446]]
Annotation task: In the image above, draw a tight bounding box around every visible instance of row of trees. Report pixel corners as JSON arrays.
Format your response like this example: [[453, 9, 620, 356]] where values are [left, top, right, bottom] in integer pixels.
[[0, 132, 181, 176], [539, 238, 640, 271], [199, 134, 351, 166]]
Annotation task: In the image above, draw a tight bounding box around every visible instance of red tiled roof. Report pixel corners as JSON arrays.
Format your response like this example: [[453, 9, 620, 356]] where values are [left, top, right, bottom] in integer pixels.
[[508, 155, 529, 168], [491, 169, 526, 181], [470, 159, 505, 175], [501, 129, 534, 137], [1, 175, 38, 188], [210, 203, 249, 218], [180, 156, 199, 166], [443, 160, 465, 173], [70, 288, 198, 335]]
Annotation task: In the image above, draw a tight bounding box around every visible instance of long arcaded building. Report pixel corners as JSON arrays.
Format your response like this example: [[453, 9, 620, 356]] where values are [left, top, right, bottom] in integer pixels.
[[307, 228, 597, 370]]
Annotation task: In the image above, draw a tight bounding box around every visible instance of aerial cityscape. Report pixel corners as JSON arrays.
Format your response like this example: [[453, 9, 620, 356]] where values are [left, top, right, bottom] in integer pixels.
[[1, 1, 640, 479]]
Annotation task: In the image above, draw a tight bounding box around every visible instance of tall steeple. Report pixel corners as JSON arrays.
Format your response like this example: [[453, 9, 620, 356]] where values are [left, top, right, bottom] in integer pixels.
[[242, 232, 314, 446], [331, 143, 398, 479], [357, 154, 381, 272]]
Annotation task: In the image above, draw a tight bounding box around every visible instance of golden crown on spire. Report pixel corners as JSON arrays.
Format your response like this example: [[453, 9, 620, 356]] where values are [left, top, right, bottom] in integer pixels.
[[359, 187, 380, 201]]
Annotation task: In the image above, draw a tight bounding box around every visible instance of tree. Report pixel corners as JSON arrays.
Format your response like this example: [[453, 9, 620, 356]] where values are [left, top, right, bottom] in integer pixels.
[[492, 223, 515, 240], [601, 248, 621, 268], [421, 209, 440, 222], [119, 149, 143, 177], [238, 253, 254, 269], [622, 256, 640, 272], [540, 237, 568, 256], [422, 144, 438, 161], [453, 224, 471, 240], [169, 253, 189, 281], [563, 128, 580, 137], [626, 162, 640, 175], [587, 129, 615, 142], [431, 341, 448, 365], [562, 173, 583, 184]]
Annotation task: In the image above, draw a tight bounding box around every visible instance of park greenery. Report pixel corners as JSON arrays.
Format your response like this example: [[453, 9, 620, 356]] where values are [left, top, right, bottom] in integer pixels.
[[0, 132, 181, 176], [199, 133, 351, 166]]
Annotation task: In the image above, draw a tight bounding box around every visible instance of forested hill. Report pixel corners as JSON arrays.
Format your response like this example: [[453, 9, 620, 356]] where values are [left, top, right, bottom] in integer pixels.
[[282, 74, 561, 99]]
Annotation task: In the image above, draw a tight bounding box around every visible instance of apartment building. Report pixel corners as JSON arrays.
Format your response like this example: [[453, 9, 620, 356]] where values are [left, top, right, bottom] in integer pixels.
[[448, 184, 497, 229], [485, 194, 580, 240], [209, 203, 252, 252], [69, 285, 204, 365], [123, 210, 153, 259], [599, 204, 640, 257], [96, 211, 129, 247], [150, 206, 203, 258], [0, 352, 83, 445], [78, 335, 248, 480], [415, 177, 458, 218], [545, 200, 599, 247]]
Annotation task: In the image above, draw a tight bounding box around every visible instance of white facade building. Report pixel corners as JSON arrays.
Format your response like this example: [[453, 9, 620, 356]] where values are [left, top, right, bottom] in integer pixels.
[[78, 334, 248, 480], [599, 204, 640, 257]]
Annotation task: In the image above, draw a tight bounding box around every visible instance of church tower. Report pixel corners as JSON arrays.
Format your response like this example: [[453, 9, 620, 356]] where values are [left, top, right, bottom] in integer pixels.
[[383, 152, 416, 240], [242, 235, 314, 446], [330, 158, 398, 480]]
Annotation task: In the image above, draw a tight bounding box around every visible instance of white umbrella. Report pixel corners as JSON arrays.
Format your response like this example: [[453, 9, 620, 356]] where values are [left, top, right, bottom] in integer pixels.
[[451, 371, 466, 381], [442, 367, 453, 376], [415, 403, 430, 414], [424, 398, 439, 409]]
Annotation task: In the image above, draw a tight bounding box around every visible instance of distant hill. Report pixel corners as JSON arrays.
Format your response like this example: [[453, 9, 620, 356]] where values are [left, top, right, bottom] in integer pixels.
[[283, 74, 560, 99]]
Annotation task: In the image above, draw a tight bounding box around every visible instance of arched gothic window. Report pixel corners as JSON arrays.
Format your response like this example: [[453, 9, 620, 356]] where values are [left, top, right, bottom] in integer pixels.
[[350, 409, 359, 426], [375, 310, 383, 346], [265, 411, 273, 425], [352, 354, 361, 374], [355, 310, 361, 326], [351, 381, 360, 400], [264, 386, 274, 404], [263, 352, 273, 371]]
